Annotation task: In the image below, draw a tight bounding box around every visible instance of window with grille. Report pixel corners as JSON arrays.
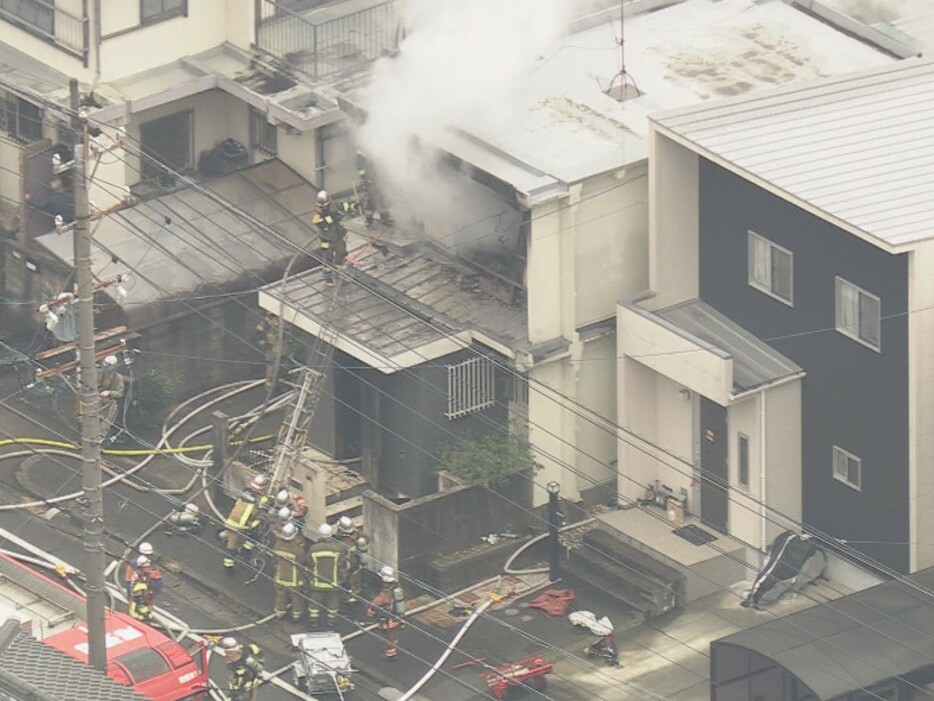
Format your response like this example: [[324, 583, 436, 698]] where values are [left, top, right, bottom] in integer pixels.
[[249, 107, 277, 158], [748, 231, 793, 305], [832, 446, 861, 491], [140, 0, 186, 24], [835, 277, 880, 351], [0, 90, 42, 143], [508, 372, 529, 406], [446, 357, 495, 419]]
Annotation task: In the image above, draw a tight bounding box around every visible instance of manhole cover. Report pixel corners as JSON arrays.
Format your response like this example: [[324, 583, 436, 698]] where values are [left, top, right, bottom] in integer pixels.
[[504, 608, 520, 616], [521, 615, 534, 622]]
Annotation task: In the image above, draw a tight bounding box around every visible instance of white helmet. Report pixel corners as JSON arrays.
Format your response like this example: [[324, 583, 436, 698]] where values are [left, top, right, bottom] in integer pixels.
[[274, 489, 291, 508], [337, 515, 355, 535], [138, 542, 154, 556], [135, 555, 151, 568], [219, 637, 241, 654], [279, 522, 299, 541], [249, 473, 269, 492], [380, 565, 396, 583], [276, 506, 293, 523], [316, 190, 332, 207], [103, 354, 118, 368], [183, 503, 200, 515], [317, 523, 333, 539]]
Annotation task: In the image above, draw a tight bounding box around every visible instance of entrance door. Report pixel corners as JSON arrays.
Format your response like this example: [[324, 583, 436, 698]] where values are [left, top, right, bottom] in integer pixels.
[[699, 396, 729, 534]]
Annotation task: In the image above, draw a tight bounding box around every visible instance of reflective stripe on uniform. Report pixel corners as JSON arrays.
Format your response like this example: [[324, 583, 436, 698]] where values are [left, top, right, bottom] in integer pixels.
[[310, 550, 340, 589], [225, 500, 256, 531], [274, 551, 300, 587]]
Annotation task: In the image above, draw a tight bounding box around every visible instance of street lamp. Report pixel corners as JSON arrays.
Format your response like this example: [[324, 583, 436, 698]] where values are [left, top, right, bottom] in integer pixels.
[[547, 481, 561, 582]]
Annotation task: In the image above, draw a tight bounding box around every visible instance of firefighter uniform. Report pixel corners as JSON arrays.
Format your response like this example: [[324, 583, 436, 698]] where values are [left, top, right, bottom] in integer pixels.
[[124, 559, 162, 600], [128, 579, 153, 623], [224, 494, 265, 570], [312, 192, 347, 286], [255, 314, 290, 391], [335, 517, 365, 604], [359, 166, 393, 227], [367, 566, 405, 659], [307, 525, 347, 627], [225, 640, 264, 701], [272, 526, 307, 621]]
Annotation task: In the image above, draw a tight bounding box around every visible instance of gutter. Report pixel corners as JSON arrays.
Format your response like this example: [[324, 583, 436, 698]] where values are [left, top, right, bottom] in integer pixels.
[[729, 370, 805, 403]]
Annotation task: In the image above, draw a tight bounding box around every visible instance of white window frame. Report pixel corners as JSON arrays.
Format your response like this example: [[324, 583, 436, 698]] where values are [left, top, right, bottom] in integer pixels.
[[446, 356, 495, 419], [835, 277, 881, 352], [832, 445, 861, 491], [747, 231, 793, 306]]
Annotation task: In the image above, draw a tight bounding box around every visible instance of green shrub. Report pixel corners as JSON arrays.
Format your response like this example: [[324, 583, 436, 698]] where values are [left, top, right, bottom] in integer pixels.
[[438, 433, 541, 486]]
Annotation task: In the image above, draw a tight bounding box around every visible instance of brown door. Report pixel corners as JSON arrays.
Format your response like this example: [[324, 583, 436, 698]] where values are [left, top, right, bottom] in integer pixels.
[[700, 396, 729, 534]]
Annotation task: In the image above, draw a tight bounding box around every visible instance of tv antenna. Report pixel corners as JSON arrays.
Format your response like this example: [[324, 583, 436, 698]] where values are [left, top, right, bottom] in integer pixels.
[[603, 0, 641, 101]]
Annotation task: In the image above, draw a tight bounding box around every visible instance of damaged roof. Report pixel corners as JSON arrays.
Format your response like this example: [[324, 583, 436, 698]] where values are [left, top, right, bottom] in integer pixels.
[[259, 230, 529, 372], [38, 160, 318, 313], [657, 300, 802, 394]]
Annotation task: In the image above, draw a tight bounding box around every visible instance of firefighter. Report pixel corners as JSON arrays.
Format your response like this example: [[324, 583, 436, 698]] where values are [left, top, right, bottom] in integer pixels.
[[219, 637, 264, 701], [99, 354, 125, 438], [367, 565, 405, 659], [358, 163, 394, 227], [274, 487, 308, 522], [124, 542, 162, 600], [128, 556, 154, 623], [307, 523, 346, 628], [312, 190, 347, 287], [222, 473, 270, 571], [272, 521, 306, 622], [165, 503, 202, 536], [254, 313, 290, 391], [335, 516, 364, 605]]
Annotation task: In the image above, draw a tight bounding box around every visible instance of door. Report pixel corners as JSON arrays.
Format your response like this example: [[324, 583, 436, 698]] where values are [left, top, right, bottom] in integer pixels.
[[699, 396, 729, 534], [140, 111, 192, 181]]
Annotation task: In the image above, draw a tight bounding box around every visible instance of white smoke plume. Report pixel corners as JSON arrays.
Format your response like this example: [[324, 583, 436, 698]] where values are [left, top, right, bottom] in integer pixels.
[[824, 0, 933, 51], [356, 0, 571, 242]]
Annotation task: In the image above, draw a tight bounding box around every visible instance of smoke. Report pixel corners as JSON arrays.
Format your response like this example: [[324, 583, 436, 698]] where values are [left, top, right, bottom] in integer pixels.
[[829, 0, 933, 51], [356, 0, 571, 240]]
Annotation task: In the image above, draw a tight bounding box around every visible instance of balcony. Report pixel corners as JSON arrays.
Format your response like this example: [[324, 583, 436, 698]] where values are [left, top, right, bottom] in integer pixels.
[[0, 0, 89, 65]]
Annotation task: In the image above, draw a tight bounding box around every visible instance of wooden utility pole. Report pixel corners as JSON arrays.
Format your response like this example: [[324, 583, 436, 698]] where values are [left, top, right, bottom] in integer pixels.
[[71, 78, 107, 670]]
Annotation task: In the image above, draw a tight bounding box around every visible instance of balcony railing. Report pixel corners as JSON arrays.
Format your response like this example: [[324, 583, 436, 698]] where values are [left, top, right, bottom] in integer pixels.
[[257, 0, 400, 81], [0, 0, 89, 65]]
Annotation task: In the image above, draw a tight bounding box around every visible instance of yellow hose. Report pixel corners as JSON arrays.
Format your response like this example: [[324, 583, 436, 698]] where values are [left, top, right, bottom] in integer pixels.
[[0, 435, 273, 455]]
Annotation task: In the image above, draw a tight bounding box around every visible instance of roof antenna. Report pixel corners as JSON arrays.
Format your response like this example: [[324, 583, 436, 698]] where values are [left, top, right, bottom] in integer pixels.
[[604, 0, 641, 101]]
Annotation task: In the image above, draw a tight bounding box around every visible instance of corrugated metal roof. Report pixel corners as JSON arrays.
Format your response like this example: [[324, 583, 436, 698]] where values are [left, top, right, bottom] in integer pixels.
[[654, 58, 934, 248], [0, 620, 148, 701], [712, 566, 934, 700], [657, 300, 802, 393]]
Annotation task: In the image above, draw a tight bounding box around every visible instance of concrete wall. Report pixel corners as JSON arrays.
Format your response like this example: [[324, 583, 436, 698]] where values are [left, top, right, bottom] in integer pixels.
[[527, 197, 570, 343], [909, 240, 934, 570], [647, 130, 698, 311], [727, 394, 761, 550], [572, 332, 618, 499], [764, 381, 803, 541], [528, 356, 579, 504], [574, 165, 648, 327], [362, 471, 533, 590], [125, 90, 250, 185], [276, 129, 321, 189]]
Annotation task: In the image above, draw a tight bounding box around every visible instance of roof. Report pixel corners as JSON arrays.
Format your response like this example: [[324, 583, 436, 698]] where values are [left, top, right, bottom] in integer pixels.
[[258, 231, 529, 372], [0, 620, 149, 701], [38, 160, 318, 309], [653, 58, 934, 249], [360, 0, 896, 202], [656, 300, 802, 394], [712, 567, 934, 700], [819, 0, 934, 52], [0, 42, 71, 100]]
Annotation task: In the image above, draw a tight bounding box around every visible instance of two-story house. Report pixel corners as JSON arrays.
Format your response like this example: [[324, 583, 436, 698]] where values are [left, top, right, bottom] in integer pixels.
[[620, 58, 934, 574], [261, 0, 903, 506]]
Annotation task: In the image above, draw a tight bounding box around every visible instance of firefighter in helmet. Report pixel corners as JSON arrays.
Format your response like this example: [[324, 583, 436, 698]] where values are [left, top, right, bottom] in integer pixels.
[[219, 637, 264, 701], [222, 473, 270, 571], [312, 190, 347, 287]]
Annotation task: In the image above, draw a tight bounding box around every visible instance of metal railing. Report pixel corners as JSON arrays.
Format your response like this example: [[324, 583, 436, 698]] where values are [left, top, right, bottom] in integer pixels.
[[0, 0, 89, 64], [257, 0, 400, 80]]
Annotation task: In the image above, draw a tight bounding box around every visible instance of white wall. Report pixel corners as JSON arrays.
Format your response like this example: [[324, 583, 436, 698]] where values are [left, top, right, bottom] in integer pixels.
[[647, 129, 698, 312], [617, 357, 694, 504], [125, 90, 249, 184], [728, 394, 761, 549], [763, 380, 802, 542], [527, 197, 566, 343], [573, 333, 618, 496], [909, 240, 934, 571], [574, 165, 648, 326], [528, 357, 581, 505], [277, 129, 321, 187], [0, 141, 22, 217]]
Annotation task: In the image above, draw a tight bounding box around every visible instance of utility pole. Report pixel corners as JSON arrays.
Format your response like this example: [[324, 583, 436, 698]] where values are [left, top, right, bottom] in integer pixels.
[[71, 78, 107, 670]]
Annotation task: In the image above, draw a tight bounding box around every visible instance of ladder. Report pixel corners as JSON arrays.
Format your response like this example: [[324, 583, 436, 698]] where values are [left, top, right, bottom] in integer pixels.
[[267, 274, 345, 489]]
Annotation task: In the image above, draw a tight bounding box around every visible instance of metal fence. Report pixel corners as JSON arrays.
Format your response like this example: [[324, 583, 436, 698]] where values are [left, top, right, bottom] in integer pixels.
[[257, 0, 400, 80], [0, 0, 89, 64]]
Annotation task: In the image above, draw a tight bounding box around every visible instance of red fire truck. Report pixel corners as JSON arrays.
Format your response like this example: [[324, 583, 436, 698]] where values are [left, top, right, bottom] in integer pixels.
[[0, 552, 208, 700]]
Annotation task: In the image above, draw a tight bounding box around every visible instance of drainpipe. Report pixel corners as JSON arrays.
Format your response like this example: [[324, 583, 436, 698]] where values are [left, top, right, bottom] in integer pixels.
[[90, 0, 102, 91], [759, 388, 767, 552]]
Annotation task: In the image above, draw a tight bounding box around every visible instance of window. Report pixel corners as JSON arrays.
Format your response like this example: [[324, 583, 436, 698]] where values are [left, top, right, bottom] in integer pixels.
[[0, 90, 42, 143], [249, 107, 277, 158], [832, 446, 861, 491], [446, 356, 495, 419], [140, 0, 186, 24], [748, 231, 793, 305], [738, 434, 749, 489], [835, 277, 881, 351], [115, 647, 170, 683], [0, 0, 54, 36]]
